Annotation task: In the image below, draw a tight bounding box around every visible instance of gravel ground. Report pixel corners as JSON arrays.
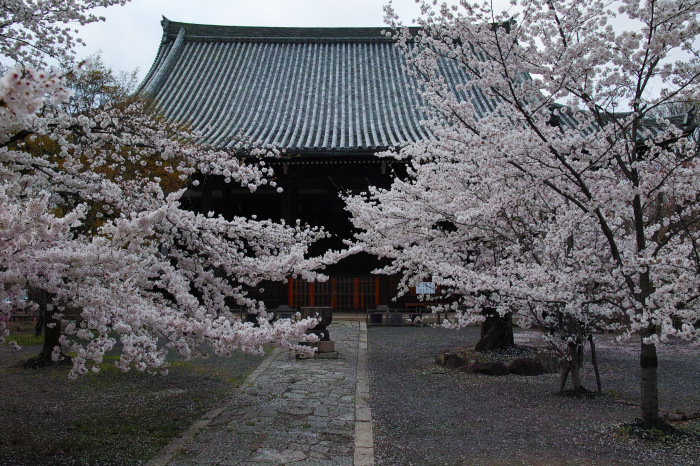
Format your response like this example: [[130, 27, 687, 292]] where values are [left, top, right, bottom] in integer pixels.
[[368, 326, 700, 465], [0, 338, 267, 465]]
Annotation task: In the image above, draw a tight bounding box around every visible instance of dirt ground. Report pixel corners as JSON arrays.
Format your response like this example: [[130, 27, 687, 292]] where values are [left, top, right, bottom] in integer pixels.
[[368, 326, 700, 465], [2, 323, 699, 465], [0, 324, 266, 465]]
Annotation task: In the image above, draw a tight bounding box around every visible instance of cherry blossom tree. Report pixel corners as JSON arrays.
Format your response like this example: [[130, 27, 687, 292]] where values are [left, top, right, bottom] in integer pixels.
[[0, 0, 129, 68], [1, 1, 324, 378], [347, 0, 700, 422]]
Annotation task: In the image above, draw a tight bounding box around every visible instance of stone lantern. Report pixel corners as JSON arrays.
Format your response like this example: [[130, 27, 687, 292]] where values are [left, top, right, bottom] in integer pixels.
[[299, 307, 337, 359]]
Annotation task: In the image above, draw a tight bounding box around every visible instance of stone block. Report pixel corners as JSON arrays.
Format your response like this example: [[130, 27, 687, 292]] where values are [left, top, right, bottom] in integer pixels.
[[356, 406, 372, 422], [316, 341, 336, 353], [296, 340, 338, 359], [354, 421, 373, 448]]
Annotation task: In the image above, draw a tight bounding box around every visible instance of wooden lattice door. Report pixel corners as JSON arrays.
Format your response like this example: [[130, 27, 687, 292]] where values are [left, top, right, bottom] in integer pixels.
[[287, 276, 380, 310]]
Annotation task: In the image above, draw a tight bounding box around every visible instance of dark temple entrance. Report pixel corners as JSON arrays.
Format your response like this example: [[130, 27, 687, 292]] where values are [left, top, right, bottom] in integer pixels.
[[184, 154, 421, 311]]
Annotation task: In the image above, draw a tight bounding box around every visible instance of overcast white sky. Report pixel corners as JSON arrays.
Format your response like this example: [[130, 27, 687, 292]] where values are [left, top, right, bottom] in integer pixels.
[[75, 0, 434, 82], [67, 0, 674, 107]]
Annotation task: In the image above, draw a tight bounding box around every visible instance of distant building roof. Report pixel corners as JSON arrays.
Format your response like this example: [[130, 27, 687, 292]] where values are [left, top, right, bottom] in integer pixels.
[[139, 19, 483, 152]]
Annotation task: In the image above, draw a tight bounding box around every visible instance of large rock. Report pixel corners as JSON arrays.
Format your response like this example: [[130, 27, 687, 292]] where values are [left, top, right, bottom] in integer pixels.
[[444, 354, 467, 369], [435, 352, 469, 369], [508, 358, 545, 376], [535, 352, 562, 374], [470, 362, 509, 376]]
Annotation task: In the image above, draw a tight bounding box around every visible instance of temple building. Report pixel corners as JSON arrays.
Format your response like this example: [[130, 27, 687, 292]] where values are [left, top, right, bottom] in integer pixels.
[[138, 18, 598, 311], [138, 18, 452, 311]]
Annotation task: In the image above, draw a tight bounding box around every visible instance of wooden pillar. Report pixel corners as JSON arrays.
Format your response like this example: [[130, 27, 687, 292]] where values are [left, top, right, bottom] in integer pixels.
[[331, 278, 337, 309], [375, 277, 380, 308], [378, 276, 390, 306], [288, 278, 294, 309], [279, 280, 290, 306], [309, 281, 315, 307], [353, 277, 359, 310]]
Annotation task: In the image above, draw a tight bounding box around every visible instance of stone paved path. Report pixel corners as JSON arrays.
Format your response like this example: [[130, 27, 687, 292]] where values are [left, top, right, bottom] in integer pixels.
[[151, 321, 371, 465]]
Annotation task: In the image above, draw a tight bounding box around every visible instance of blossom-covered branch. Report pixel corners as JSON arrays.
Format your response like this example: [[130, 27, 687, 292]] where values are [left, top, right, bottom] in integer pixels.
[[351, 0, 700, 421], [1, 0, 326, 378]]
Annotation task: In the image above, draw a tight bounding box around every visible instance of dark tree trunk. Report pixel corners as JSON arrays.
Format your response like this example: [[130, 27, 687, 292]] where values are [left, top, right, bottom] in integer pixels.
[[589, 335, 602, 393], [640, 325, 659, 422], [559, 341, 584, 393], [475, 308, 514, 351], [634, 193, 660, 422], [23, 288, 67, 369], [569, 342, 582, 391]]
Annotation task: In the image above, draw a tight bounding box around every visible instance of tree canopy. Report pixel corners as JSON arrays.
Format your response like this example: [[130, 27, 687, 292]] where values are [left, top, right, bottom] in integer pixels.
[[1, 0, 325, 378], [347, 0, 700, 422]]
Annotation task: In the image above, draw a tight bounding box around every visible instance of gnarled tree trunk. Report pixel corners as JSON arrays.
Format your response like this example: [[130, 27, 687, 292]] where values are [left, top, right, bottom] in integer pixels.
[[559, 340, 584, 393], [23, 288, 65, 368], [475, 308, 514, 351]]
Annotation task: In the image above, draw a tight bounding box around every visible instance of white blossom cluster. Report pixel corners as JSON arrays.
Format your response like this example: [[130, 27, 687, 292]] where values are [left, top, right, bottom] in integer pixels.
[[0, 0, 128, 67], [350, 0, 699, 418], [1, 1, 326, 378]]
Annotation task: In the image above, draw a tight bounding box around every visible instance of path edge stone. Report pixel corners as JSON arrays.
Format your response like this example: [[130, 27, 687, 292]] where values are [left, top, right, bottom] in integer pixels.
[[354, 321, 375, 465], [146, 347, 283, 466]]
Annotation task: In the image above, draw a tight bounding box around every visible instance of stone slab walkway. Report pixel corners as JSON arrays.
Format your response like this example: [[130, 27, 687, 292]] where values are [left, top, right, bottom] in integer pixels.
[[150, 321, 371, 465]]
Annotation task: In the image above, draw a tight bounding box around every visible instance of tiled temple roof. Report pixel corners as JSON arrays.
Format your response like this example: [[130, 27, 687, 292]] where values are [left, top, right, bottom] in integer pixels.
[[139, 19, 473, 152], [140, 19, 693, 152]]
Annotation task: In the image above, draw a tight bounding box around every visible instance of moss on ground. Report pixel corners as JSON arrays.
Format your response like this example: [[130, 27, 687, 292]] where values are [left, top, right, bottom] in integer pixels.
[[0, 329, 267, 465], [613, 419, 700, 458]]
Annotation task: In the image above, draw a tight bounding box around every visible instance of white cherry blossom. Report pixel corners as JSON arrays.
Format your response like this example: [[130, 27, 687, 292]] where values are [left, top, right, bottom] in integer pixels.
[[349, 0, 700, 422]]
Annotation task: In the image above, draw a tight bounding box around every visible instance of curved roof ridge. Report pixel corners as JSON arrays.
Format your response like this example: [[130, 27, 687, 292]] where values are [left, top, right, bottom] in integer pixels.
[[140, 26, 186, 98], [161, 18, 399, 43]]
